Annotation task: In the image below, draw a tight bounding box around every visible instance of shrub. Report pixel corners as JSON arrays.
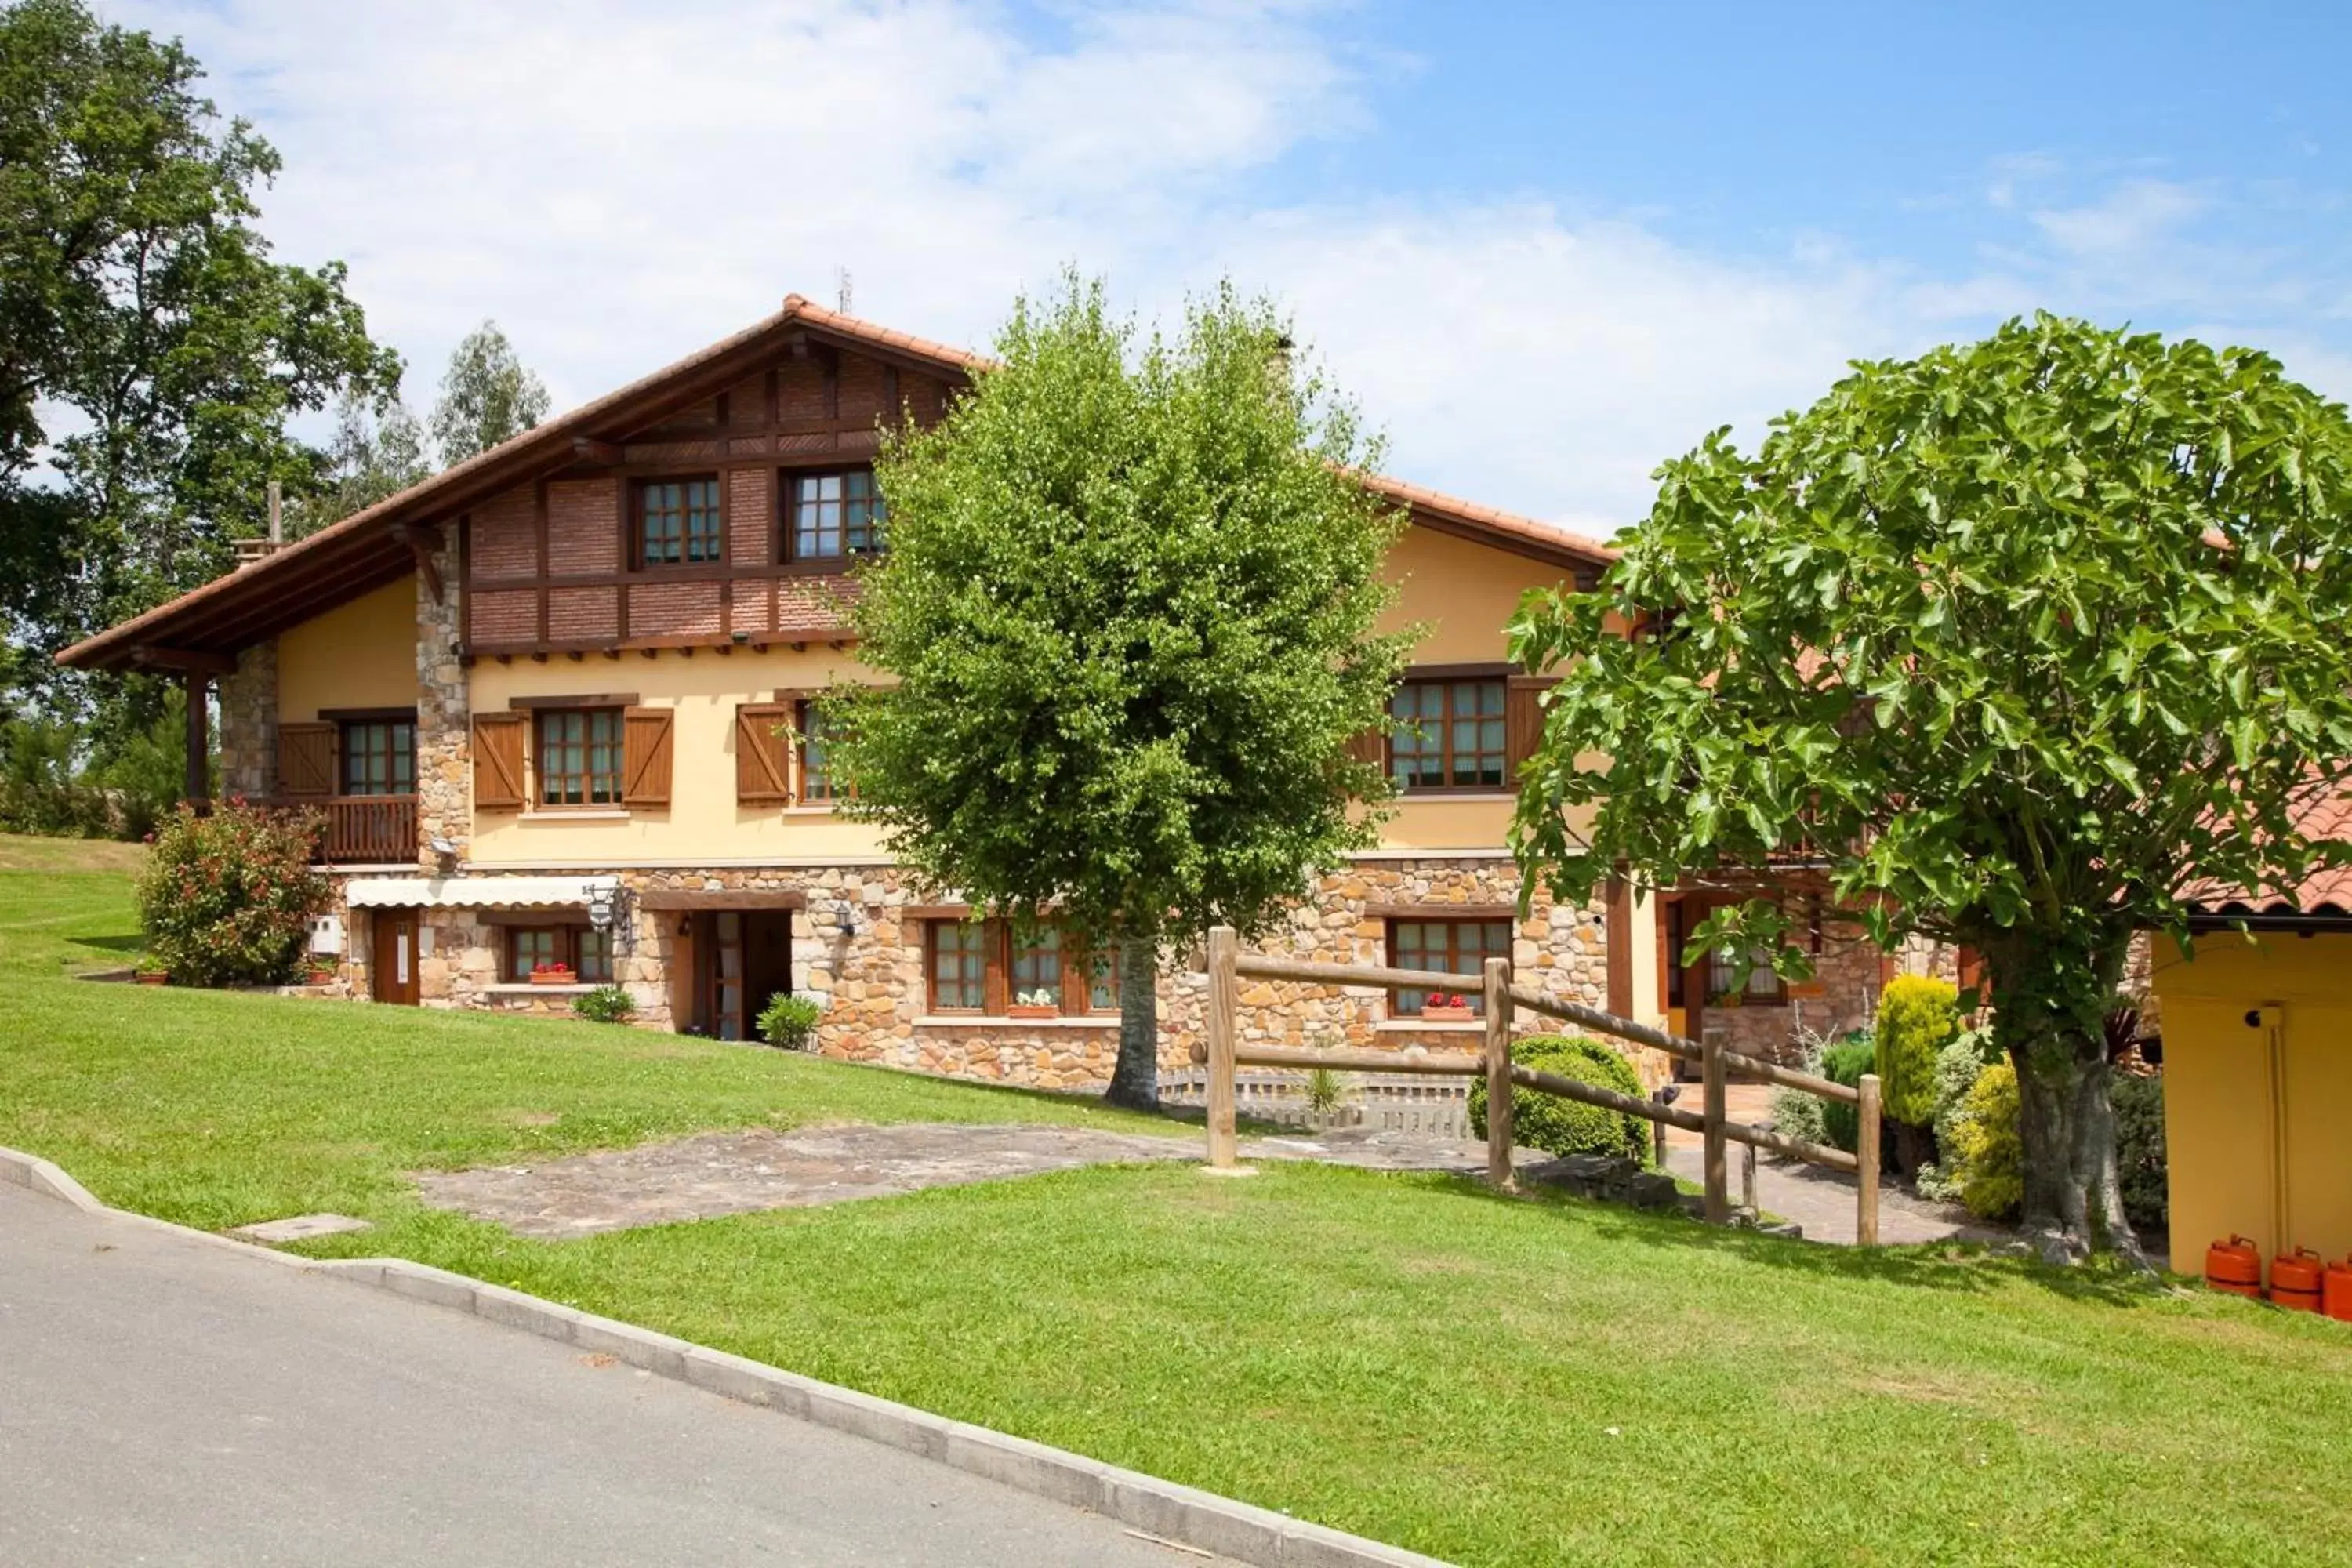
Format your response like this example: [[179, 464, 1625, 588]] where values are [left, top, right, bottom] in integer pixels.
[[1767, 1030, 1831, 1151], [1947, 1059, 2024, 1221], [1468, 1034, 1649, 1162], [1913, 1036, 1996, 1203], [1304, 1065, 1345, 1116], [1875, 975, 1959, 1126], [2111, 1073, 2168, 1238], [572, 985, 635, 1025], [1817, 1031, 1878, 1153], [757, 992, 825, 1050], [136, 802, 325, 986]]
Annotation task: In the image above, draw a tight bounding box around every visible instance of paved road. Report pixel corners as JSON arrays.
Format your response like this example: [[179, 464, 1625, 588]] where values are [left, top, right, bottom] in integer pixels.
[[0, 1184, 1221, 1566]]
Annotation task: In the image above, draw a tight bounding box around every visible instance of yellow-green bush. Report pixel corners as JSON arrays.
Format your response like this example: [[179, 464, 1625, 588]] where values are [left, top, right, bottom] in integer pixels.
[[1948, 1059, 2023, 1220], [1875, 974, 1960, 1127]]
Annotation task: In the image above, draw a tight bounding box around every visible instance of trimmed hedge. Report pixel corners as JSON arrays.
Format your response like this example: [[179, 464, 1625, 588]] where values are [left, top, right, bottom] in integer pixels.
[[2111, 1072, 2168, 1237], [1875, 975, 1960, 1127], [1468, 1033, 1648, 1162], [1818, 1032, 1878, 1153]]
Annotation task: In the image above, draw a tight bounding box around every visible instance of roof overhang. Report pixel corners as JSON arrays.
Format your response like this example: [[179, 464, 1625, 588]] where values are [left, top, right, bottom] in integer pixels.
[[343, 874, 621, 910]]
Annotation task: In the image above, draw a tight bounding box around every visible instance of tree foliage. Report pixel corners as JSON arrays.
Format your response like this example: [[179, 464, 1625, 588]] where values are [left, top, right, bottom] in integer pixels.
[[0, 0, 398, 709], [831, 276, 1412, 1105], [1511, 314, 2352, 1258], [430, 320, 549, 464], [281, 388, 431, 539]]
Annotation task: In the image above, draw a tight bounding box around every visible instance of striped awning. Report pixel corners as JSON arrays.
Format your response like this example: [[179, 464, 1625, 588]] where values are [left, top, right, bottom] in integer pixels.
[[341, 875, 620, 910]]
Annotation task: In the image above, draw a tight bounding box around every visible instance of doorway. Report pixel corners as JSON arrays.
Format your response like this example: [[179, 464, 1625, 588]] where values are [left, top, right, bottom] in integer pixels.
[[371, 908, 421, 1005], [692, 909, 793, 1040]]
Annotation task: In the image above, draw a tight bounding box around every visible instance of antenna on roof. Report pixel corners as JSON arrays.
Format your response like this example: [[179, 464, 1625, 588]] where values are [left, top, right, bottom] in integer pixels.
[[836, 267, 853, 315]]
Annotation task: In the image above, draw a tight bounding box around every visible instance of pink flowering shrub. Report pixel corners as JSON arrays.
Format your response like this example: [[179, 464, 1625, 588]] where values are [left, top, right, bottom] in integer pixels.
[[136, 801, 328, 986]]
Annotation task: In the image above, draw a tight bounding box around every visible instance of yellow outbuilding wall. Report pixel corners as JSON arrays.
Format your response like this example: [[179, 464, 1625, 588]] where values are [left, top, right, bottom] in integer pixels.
[[2152, 930, 2352, 1269]]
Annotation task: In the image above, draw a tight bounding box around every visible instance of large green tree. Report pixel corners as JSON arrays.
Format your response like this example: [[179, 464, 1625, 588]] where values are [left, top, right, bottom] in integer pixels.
[[0, 0, 397, 710], [1511, 314, 2352, 1261], [831, 278, 1413, 1107], [430, 320, 549, 464]]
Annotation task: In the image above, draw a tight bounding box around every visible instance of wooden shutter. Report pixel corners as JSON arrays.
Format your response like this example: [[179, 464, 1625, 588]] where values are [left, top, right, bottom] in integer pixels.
[[472, 712, 526, 811], [735, 702, 794, 804], [1504, 675, 1555, 784], [277, 722, 336, 797], [1345, 723, 1386, 768], [621, 706, 673, 807]]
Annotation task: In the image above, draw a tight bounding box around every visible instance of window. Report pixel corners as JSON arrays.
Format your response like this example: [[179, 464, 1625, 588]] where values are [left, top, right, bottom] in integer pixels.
[[928, 920, 988, 1011], [1388, 918, 1512, 1016], [796, 700, 835, 802], [506, 925, 612, 983], [537, 708, 624, 805], [1708, 942, 1784, 1004], [1084, 946, 1120, 1013], [923, 919, 1119, 1016], [1010, 927, 1061, 1009], [637, 477, 721, 566], [339, 719, 415, 796], [787, 469, 885, 561], [1388, 677, 1505, 789], [509, 927, 558, 982]]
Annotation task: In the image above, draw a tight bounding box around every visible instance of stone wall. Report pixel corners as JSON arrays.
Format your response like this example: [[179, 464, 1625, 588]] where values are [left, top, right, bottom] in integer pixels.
[[415, 537, 468, 867], [323, 853, 1641, 1095], [216, 637, 278, 800]]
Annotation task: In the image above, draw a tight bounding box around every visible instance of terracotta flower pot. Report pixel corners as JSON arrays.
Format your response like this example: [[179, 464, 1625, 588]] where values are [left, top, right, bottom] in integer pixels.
[[528, 968, 577, 986], [1420, 1004, 1475, 1024], [1007, 1004, 1060, 1020]]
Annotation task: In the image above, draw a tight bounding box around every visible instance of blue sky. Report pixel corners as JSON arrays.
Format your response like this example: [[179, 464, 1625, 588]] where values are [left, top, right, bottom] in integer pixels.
[[120, 0, 2351, 535]]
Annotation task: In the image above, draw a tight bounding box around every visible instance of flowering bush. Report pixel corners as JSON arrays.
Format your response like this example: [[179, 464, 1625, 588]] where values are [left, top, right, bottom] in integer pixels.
[[136, 801, 327, 987], [572, 985, 635, 1024]]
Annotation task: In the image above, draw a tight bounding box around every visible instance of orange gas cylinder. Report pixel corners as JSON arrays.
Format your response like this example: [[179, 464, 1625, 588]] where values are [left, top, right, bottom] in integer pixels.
[[2205, 1236, 2265, 1298], [2325, 1258, 2352, 1324], [2272, 1248, 2326, 1313]]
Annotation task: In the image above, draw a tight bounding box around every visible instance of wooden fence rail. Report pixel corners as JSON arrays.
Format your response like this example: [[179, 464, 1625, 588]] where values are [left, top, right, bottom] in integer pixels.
[[1200, 925, 1882, 1243]]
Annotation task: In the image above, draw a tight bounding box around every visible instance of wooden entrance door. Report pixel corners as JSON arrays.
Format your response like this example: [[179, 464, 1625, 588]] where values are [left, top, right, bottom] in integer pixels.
[[371, 908, 421, 1005], [710, 911, 746, 1040]]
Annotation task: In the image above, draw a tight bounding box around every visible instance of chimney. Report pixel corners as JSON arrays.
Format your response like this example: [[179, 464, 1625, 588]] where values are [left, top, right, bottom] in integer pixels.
[[234, 480, 286, 568]]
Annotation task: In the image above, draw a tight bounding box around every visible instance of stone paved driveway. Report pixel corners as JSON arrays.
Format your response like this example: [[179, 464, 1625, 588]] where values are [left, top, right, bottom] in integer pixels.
[[416, 1123, 1537, 1239]]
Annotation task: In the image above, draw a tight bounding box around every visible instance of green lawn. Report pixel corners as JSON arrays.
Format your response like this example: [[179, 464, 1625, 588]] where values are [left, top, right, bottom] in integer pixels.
[[4, 836, 2350, 1566]]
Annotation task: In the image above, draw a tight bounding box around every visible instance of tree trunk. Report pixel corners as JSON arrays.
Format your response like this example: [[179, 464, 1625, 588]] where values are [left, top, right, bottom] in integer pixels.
[[1105, 933, 1159, 1109], [1986, 931, 2146, 1266]]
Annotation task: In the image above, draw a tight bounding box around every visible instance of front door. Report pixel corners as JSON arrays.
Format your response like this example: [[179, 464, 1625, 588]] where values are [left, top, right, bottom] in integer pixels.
[[371, 908, 421, 1005]]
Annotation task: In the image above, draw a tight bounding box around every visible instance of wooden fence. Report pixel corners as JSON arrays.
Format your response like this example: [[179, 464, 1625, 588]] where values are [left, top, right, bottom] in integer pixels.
[[1197, 926, 1883, 1243]]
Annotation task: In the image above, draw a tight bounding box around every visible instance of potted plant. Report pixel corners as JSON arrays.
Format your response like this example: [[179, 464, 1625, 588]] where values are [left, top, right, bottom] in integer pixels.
[[135, 968, 169, 986], [1007, 986, 1061, 1020], [1420, 990, 1475, 1023], [301, 959, 339, 986], [528, 960, 577, 986]]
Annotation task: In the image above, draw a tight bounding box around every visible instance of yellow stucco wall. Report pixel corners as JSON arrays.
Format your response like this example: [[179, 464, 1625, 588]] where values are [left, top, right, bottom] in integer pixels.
[[278, 578, 420, 721], [466, 645, 889, 866], [2152, 931, 2352, 1269]]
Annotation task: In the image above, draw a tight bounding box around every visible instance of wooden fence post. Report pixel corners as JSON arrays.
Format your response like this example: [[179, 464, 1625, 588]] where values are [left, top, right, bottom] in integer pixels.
[[1701, 1032, 1729, 1225], [1741, 1138, 1757, 1216], [1857, 1072, 1882, 1246], [1205, 925, 1240, 1171], [1483, 956, 1514, 1192]]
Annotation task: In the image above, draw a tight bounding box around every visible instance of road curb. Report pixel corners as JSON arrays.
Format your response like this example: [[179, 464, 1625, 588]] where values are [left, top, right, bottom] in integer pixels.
[[0, 1144, 1448, 1568]]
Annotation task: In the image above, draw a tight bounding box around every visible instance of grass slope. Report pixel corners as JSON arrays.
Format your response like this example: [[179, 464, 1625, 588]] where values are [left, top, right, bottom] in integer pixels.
[[3, 836, 2349, 1566]]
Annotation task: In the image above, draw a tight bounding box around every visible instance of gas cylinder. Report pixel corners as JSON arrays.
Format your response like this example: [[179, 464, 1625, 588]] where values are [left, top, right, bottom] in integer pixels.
[[2205, 1236, 2264, 1299], [2271, 1248, 2326, 1313], [2324, 1257, 2352, 1324]]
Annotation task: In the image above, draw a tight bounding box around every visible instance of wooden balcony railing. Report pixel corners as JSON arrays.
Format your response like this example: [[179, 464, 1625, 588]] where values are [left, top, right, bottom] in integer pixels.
[[314, 794, 418, 864]]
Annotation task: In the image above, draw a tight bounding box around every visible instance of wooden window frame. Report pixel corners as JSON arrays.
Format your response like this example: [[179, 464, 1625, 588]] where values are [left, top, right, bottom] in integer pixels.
[[633, 474, 723, 570], [795, 698, 837, 803], [926, 919, 989, 1014], [337, 717, 417, 797], [1386, 673, 1509, 794], [1385, 916, 1512, 1017], [534, 706, 626, 808], [504, 924, 613, 984], [924, 918, 1117, 1018], [782, 466, 886, 566]]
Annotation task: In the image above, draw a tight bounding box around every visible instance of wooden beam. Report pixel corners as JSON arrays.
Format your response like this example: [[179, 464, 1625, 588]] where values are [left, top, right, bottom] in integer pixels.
[[183, 671, 211, 810], [132, 645, 238, 676], [572, 436, 624, 464], [394, 521, 444, 602]]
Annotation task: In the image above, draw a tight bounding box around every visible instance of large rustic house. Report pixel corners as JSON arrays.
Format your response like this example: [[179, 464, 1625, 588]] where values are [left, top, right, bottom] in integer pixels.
[[58, 294, 1900, 1088]]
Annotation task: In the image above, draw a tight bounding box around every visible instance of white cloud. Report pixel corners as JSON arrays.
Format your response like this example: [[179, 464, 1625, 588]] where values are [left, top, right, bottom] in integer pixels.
[[106, 1, 2352, 539], [2031, 178, 2210, 256]]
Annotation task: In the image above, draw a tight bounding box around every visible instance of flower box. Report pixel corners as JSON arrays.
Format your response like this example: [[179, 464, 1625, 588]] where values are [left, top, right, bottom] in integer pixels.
[[1417, 993, 1475, 1023], [1007, 1004, 1060, 1020], [135, 970, 169, 986], [528, 966, 578, 986]]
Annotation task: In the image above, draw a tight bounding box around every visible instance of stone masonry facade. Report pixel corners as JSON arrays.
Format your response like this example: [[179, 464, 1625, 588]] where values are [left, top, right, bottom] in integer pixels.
[[319, 854, 1632, 1094]]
